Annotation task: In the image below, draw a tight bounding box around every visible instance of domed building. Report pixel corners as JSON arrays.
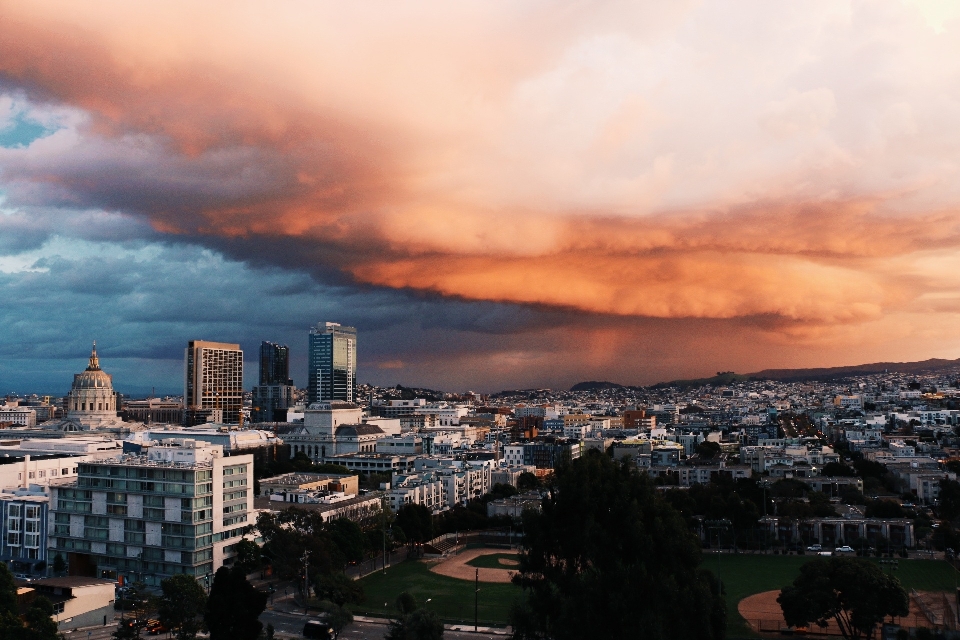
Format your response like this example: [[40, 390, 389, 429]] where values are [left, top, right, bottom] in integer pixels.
[[62, 342, 122, 430]]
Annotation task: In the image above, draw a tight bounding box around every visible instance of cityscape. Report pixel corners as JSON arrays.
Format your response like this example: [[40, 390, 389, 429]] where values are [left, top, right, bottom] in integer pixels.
[[2, 321, 960, 638], [3, 2, 960, 640]]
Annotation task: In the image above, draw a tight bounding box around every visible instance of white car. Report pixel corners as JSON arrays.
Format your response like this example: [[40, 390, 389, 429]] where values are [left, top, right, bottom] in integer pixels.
[[835, 545, 854, 553], [807, 544, 822, 552]]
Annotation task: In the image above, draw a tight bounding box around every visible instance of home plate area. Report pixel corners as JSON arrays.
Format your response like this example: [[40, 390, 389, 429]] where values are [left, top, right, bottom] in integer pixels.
[[428, 548, 519, 583]]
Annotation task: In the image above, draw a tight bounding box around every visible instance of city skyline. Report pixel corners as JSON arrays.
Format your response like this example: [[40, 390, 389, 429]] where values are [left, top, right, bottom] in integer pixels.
[[3, 2, 960, 394]]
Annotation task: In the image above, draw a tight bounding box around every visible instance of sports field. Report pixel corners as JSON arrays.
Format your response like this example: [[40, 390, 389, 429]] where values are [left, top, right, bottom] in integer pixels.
[[353, 557, 522, 626], [716, 554, 957, 636], [352, 551, 958, 635]]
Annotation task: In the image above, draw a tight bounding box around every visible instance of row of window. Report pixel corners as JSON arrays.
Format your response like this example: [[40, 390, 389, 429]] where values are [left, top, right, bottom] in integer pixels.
[[7, 532, 41, 548], [6, 504, 41, 519], [79, 465, 212, 481], [15, 468, 73, 481]]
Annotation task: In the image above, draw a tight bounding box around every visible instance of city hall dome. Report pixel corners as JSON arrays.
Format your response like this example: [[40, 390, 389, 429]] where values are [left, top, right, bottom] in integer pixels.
[[65, 342, 120, 429]]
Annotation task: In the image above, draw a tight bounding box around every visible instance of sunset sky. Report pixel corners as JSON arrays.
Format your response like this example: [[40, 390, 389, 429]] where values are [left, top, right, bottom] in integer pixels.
[[2, 0, 960, 395]]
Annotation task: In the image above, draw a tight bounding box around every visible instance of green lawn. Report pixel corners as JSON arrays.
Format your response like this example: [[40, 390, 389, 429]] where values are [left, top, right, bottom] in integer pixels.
[[716, 553, 958, 637], [350, 554, 957, 635], [466, 553, 520, 569], [352, 559, 521, 626]]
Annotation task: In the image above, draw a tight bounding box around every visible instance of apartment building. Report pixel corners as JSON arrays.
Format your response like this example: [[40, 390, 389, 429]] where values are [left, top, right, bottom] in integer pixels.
[[48, 439, 252, 586]]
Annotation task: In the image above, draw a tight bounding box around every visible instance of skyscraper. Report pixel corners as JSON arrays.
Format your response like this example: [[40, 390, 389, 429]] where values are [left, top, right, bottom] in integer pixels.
[[308, 322, 357, 405], [184, 340, 243, 424], [258, 341, 291, 385], [252, 341, 295, 423]]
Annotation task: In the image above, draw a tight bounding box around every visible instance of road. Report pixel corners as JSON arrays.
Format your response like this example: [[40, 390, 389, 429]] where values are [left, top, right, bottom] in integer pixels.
[[261, 608, 508, 640], [61, 606, 508, 640]]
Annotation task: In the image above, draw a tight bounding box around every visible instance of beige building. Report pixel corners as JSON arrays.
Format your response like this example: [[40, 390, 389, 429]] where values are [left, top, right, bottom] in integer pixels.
[[184, 340, 243, 424], [258, 472, 359, 497]]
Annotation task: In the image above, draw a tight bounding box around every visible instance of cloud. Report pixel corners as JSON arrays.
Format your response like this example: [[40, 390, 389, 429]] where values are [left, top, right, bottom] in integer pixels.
[[1, 0, 960, 389]]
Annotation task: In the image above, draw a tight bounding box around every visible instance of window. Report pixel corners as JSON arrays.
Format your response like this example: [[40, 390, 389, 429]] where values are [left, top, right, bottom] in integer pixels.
[[25, 506, 40, 519], [38, 470, 45, 478], [7, 532, 20, 547], [62, 468, 68, 475], [24, 534, 40, 549], [7, 504, 20, 518], [28, 472, 35, 479]]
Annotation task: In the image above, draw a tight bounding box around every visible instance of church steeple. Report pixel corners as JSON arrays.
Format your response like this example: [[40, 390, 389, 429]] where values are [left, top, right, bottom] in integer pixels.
[[86, 341, 101, 371]]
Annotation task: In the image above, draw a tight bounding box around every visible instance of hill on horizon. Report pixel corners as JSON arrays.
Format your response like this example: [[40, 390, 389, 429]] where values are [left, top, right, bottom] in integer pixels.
[[569, 357, 960, 392]]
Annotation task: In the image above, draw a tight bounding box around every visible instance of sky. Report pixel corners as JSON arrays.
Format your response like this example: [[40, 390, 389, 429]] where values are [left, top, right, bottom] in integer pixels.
[[2, 0, 960, 396]]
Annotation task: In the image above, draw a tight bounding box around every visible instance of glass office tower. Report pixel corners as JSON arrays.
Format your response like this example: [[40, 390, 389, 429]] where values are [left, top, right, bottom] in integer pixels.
[[307, 322, 357, 405]]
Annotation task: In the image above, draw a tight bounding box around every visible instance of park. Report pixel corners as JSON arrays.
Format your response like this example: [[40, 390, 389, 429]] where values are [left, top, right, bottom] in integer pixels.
[[351, 549, 960, 637]]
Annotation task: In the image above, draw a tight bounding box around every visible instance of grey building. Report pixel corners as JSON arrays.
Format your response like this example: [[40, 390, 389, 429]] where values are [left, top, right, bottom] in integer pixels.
[[48, 439, 253, 586], [307, 322, 357, 405]]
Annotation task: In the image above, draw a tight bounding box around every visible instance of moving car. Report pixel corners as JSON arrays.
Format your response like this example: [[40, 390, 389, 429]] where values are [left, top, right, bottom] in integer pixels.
[[806, 544, 822, 552], [146, 620, 169, 635], [835, 546, 854, 553]]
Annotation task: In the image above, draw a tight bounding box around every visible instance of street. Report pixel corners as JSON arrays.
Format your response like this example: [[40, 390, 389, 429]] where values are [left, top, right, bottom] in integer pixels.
[[59, 605, 508, 640], [261, 608, 508, 639]]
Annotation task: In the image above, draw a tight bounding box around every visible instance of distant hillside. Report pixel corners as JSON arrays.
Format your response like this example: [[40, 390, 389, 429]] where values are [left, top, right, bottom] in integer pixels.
[[569, 358, 960, 393], [649, 372, 753, 390], [746, 358, 960, 383], [569, 381, 627, 392]]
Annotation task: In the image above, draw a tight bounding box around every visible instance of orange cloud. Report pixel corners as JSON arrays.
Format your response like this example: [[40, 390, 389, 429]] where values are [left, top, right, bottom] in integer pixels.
[[2, 0, 960, 364]]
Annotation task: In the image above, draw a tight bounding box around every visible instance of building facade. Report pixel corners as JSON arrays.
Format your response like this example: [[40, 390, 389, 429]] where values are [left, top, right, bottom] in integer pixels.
[[1, 489, 49, 576], [252, 341, 295, 423], [48, 440, 253, 586], [307, 323, 357, 405], [184, 341, 243, 425]]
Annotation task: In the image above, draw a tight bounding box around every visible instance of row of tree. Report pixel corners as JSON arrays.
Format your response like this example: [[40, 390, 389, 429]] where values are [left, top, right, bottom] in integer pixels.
[[114, 564, 268, 640]]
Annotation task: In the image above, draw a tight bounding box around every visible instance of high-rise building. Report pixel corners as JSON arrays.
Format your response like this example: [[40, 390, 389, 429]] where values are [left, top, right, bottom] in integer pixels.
[[258, 341, 291, 386], [252, 341, 295, 423], [307, 322, 357, 405], [184, 341, 243, 425]]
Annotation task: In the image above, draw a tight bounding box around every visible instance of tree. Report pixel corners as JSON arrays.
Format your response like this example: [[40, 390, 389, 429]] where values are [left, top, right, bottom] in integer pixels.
[[20, 596, 60, 640], [696, 441, 722, 460], [778, 557, 908, 639], [158, 574, 207, 640], [51, 554, 67, 576], [394, 504, 434, 543], [516, 472, 541, 493], [232, 539, 262, 576], [313, 572, 364, 608], [205, 566, 267, 640], [317, 601, 354, 640], [510, 451, 725, 640], [386, 593, 443, 640], [937, 479, 960, 521], [0, 563, 59, 640]]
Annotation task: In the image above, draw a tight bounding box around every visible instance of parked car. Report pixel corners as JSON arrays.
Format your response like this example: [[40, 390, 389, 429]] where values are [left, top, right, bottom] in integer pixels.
[[807, 544, 822, 552], [303, 620, 334, 639]]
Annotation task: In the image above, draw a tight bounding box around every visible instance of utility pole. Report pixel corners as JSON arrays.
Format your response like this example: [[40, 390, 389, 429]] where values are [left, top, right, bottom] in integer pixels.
[[382, 496, 388, 575], [301, 550, 310, 607], [475, 567, 479, 632]]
